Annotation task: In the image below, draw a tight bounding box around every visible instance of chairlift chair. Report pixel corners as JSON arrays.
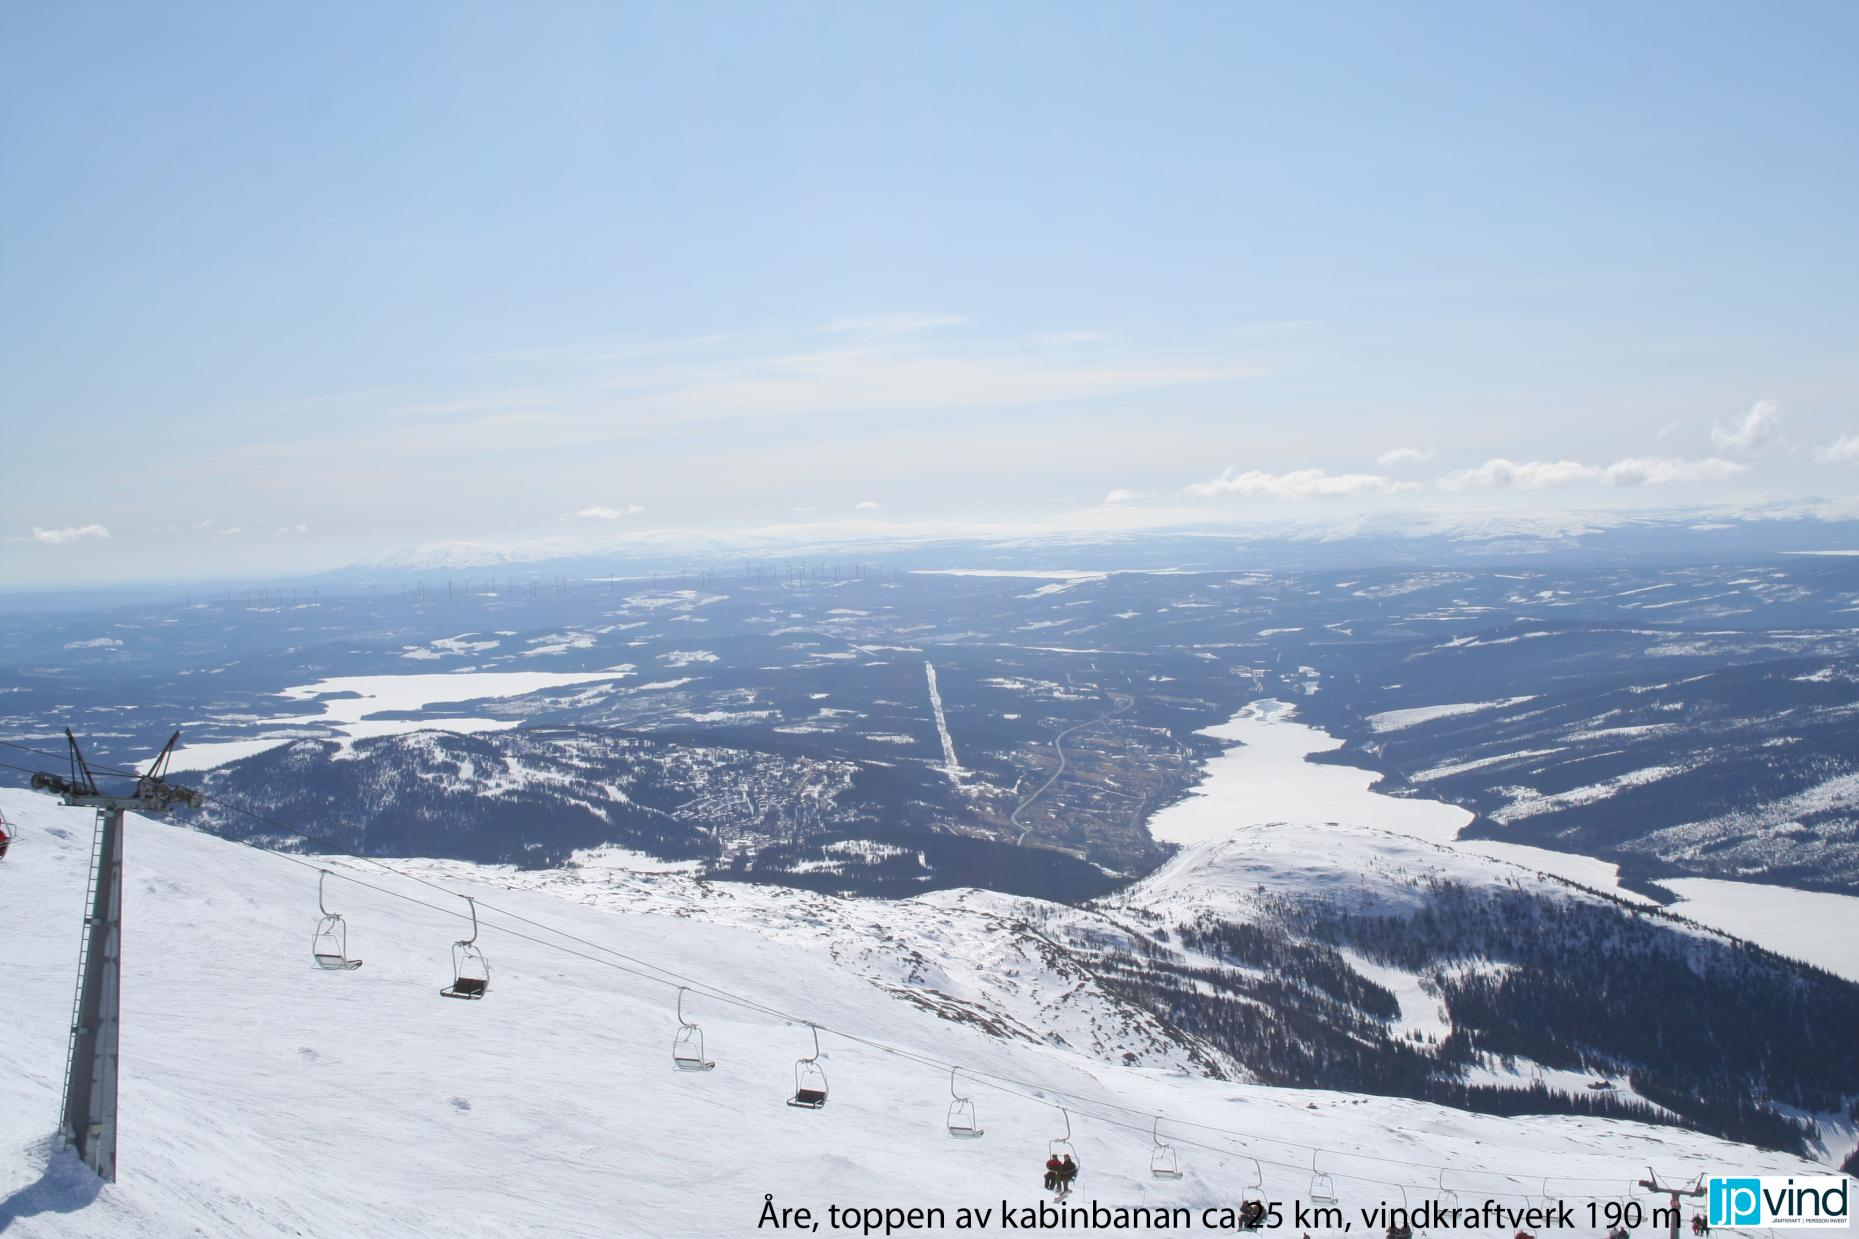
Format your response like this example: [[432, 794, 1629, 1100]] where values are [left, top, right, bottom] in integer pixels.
[[946, 1068, 983, 1139], [672, 988, 716, 1072], [1048, 1107, 1079, 1171], [1149, 1116, 1184, 1181], [788, 1023, 828, 1109], [1309, 1151, 1339, 1206], [1240, 1158, 1264, 1211], [440, 896, 490, 1000], [311, 870, 362, 970]]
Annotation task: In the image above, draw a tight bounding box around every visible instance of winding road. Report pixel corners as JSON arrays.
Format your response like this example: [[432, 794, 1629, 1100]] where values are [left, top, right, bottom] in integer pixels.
[[1011, 684, 1133, 846]]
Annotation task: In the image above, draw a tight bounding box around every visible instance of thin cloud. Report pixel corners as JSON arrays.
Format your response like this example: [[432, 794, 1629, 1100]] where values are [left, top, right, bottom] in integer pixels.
[[273, 522, 311, 536], [1815, 434, 1859, 464], [1376, 447, 1436, 468], [1440, 456, 1745, 490], [1102, 488, 1146, 504], [853, 500, 883, 511], [1710, 400, 1782, 454], [32, 524, 111, 544], [1605, 456, 1746, 485], [821, 312, 968, 335], [575, 504, 645, 520], [1185, 467, 1417, 499]]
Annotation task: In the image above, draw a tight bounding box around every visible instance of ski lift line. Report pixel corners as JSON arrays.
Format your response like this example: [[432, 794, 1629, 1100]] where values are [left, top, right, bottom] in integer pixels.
[[0, 758, 1667, 1187], [168, 783, 789, 1019], [0, 739, 144, 778], [169, 829, 1665, 1192], [7, 742, 1730, 1193], [261, 850, 1644, 1195]]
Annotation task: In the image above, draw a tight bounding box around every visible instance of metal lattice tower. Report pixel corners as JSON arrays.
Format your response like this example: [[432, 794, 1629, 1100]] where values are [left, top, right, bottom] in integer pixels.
[[31, 729, 199, 1183]]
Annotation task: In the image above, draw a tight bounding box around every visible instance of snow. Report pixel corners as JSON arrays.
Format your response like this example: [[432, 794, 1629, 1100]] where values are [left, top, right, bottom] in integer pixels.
[[1655, 878, 1859, 982], [1146, 700, 1472, 847], [155, 735, 331, 773], [0, 787, 1827, 1238], [924, 661, 963, 784], [1367, 699, 1535, 734], [1491, 765, 1694, 824], [1143, 702, 1661, 909], [149, 670, 641, 772], [1452, 843, 1657, 907], [277, 670, 637, 741]]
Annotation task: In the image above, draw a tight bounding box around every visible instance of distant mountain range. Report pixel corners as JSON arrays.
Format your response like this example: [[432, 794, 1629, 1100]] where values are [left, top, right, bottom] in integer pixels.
[[342, 501, 1859, 578]]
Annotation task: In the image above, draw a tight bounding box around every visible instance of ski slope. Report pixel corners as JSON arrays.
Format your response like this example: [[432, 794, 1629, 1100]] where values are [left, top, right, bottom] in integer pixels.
[[0, 788, 1835, 1238]]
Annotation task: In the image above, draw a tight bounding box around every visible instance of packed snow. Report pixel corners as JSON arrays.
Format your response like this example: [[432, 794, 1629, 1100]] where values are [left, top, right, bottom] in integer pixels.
[[0, 789, 1828, 1238]]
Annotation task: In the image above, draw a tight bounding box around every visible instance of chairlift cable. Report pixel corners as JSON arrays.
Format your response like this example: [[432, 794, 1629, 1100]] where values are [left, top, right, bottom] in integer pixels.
[[5, 735, 1745, 1191]]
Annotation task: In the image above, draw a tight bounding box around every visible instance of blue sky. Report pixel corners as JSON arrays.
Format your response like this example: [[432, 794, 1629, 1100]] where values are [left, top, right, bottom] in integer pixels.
[[3, 1, 1856, 582]]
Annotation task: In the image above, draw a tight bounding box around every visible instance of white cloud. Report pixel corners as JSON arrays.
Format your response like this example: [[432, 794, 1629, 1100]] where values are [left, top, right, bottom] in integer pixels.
[[273, 522, 310, 536], [1185, 467, 1418, 499], [64, 637, 122, 649], [32, 524, 111, 544], [1814, 434, 1859, 464], [1710, 400, 1782, 454], [218, 526, 243, 536], [575, 504, 645, 520], [1102, 487, 1146, 504], [1603, 456, 1746, 486], [1376, 447, 1436, 467], [1656, 419, 1682, 440], [1440, 456, 1745, 490], [1439, 459, 1599, 490], [853, 500, 883, 511]]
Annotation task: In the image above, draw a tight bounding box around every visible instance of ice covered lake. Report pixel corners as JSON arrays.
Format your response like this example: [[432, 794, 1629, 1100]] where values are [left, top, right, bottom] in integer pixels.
[[158, 668, 637, 772], [1147, 699, 1859, 979]]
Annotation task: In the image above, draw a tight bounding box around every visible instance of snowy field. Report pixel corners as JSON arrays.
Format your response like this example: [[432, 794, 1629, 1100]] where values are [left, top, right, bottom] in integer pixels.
[[1656, 878, 1859, 983], [156, 669, 638, 772], [0, 788, 1829, 1238], [1145, 700, 1472, 848]]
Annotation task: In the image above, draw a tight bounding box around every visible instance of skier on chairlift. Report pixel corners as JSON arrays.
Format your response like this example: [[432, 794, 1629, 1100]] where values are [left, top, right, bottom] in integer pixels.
[[1043, 1153, 1064, 1192], [1056, 1154, 1078, 1196]]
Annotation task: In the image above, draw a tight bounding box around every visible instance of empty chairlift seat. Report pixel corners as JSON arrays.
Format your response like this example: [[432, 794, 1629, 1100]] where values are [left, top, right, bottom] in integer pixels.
[[672, 988, 716, 1072], [787, 1024, 828, 1109], [311, 870, 362, 971], [441, 896, 490, 1000], [946, 1069, 983, 1139]]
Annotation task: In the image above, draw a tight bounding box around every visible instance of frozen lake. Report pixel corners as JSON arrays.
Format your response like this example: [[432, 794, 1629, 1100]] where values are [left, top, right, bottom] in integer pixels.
[[158, 668, 636, 771], [1145, 700, 1669, 910], [1146, 698, 1472, 847], [1657, 877, 1859, 983]]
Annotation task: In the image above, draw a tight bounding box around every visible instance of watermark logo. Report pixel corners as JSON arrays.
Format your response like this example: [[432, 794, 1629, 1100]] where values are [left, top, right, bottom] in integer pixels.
[[1708, 1176, 1851, 1229]]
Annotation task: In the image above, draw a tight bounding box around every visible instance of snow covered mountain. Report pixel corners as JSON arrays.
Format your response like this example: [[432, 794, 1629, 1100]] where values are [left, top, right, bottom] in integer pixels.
[[1, 785, 1849, 1238]]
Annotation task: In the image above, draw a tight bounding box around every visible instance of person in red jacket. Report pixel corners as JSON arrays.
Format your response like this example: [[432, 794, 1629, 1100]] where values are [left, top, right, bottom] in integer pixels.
[[1044, 1154, 1064, 1192]]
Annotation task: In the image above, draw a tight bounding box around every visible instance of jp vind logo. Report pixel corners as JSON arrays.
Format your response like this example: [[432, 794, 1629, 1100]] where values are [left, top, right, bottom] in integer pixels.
[[1709, 1176, 1851, 1229]]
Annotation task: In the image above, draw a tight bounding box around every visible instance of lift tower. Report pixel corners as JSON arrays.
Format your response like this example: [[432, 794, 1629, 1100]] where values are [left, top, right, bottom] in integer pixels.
[[30, 729, 200, 1182]]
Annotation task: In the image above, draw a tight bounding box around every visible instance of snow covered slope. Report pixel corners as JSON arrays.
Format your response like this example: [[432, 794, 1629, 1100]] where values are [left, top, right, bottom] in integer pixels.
[[0, 789, 1839, 1238]]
